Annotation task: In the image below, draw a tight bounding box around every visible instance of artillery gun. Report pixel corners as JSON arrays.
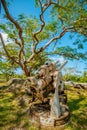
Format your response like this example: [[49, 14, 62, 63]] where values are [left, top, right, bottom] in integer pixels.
[[24, 60, 69, 127]]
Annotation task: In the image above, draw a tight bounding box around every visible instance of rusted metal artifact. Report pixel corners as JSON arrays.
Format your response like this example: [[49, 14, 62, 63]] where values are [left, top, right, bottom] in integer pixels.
[[24, 60, 69, 127]]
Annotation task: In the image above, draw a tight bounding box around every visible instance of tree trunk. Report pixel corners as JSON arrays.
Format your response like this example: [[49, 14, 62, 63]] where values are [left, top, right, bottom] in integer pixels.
[[22, 63, 31, 77]]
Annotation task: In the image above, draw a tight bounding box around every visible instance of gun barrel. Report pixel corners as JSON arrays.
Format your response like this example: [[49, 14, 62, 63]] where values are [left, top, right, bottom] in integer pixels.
[[54, 60, 59, 65], [58, 61, 67, 70]]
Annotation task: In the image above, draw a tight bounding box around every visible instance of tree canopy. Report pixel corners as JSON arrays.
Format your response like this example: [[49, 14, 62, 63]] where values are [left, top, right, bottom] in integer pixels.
[[0, 0, 87, 77]]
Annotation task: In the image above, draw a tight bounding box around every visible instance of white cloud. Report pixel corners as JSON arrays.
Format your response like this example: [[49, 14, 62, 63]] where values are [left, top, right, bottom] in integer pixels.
[[58, 57, 65, 63], [51, 56, 65, 63], [1, 32, 8, 42]]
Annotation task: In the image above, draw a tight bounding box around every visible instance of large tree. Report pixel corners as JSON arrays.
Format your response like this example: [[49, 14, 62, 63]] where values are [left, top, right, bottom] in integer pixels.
[[0, 0, 87, 77]]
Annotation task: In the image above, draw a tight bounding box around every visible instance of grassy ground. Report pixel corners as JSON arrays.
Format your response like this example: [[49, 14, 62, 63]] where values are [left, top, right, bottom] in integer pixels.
[[0, 83, 87, 130], [64, 86, 87, 130]]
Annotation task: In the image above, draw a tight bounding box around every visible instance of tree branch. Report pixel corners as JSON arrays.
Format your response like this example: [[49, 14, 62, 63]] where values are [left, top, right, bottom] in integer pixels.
[[73, 18, 87, 23], [27, 53, 36, 63], [14, 38, 21, 47], [38, 26, 74, 52], [27, 26, 74, 63], [33, 0, 54, 52], [14, 38, 26, 61], [1, 0, 25, 63], [47, 52, 79, 60], [0, 33, 19, 64]]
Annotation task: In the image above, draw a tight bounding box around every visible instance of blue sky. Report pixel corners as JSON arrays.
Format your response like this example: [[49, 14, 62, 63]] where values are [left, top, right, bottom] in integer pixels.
[[0, 0, 87, 74]]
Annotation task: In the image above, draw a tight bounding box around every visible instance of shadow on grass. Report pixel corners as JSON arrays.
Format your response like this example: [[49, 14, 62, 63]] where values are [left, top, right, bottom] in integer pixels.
[[67, 95, 87, 130], [0, 89, 30, 130], [68, 96, 85, 112]]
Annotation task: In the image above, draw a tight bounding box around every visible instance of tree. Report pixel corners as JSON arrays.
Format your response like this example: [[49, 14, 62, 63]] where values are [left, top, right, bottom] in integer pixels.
[[0, 0, 87, 77], [0, 37, 48, 77]]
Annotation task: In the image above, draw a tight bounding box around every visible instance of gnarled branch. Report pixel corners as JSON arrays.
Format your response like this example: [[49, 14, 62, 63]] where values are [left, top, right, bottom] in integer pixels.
[[0, 33, 19, 64], [27, 26, 74, 63], [14, 38, 21, 47], [38, 26, 74, 52], [32, 0, 55, 52], [1, 0, 25, 63]]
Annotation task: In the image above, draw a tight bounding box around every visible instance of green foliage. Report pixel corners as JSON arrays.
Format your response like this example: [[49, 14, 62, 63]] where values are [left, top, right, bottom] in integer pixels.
[[0, 45, 20, 81], [0, 15, 48, 76], [0, 0, 87, 77], [5, 43, 19, 58], [34, 0, 87, 60], [27, 52, 48, 72], [0, 59, 16, 81], [63, 70, 87, 83], [51, 0, 87, 35], [49, 46, 87, 60]]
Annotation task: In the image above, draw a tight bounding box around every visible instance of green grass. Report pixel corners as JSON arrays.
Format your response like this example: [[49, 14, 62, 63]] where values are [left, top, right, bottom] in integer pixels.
[[0, 83, 30, 130], [64, 87, 87, 130], [0, 83, 87, 130]]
